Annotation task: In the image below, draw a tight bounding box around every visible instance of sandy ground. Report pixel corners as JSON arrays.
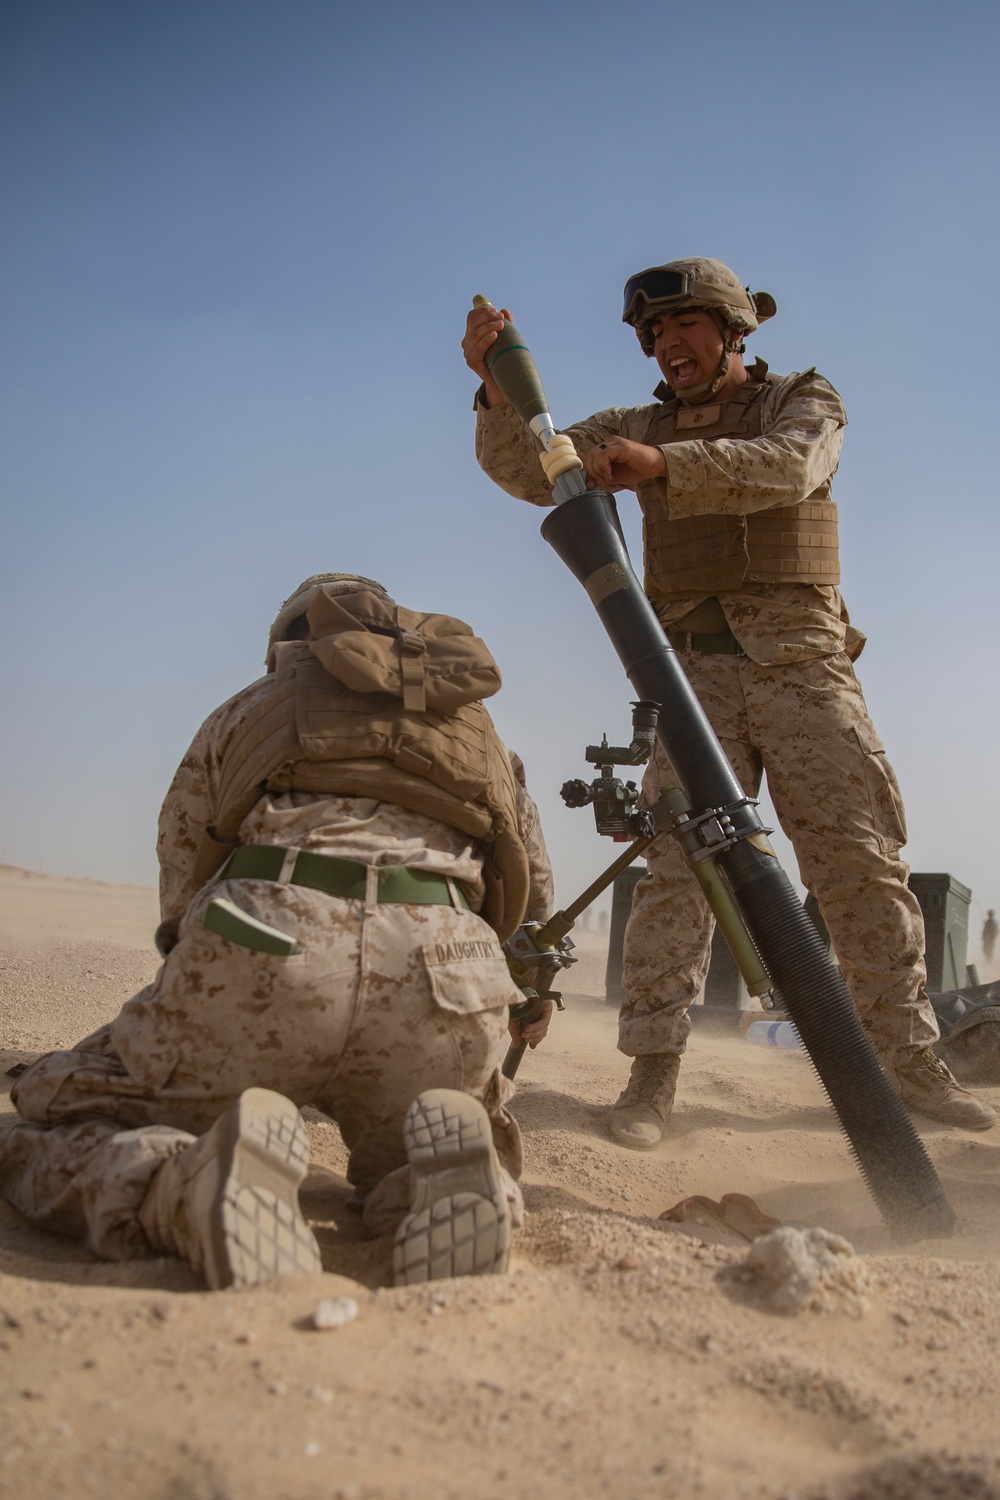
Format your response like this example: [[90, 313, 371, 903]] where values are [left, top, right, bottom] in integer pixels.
[[2, 863, 1000, 1500]]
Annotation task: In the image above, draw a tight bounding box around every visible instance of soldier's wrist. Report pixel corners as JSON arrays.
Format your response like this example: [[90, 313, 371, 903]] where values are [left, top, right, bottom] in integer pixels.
[[473, 379, 508, 413]]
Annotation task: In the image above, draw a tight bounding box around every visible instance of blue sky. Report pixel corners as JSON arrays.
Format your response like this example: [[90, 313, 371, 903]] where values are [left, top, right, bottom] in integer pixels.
[[2, 0, 999, 939]]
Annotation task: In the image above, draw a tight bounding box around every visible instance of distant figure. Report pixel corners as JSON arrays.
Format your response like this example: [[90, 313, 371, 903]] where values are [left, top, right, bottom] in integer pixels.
[[598, 909, 609, 935], [983, 910, 998, 964]]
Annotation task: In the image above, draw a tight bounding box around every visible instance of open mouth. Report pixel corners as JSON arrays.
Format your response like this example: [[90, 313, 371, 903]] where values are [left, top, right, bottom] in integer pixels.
[[668, 358, 700, 385]]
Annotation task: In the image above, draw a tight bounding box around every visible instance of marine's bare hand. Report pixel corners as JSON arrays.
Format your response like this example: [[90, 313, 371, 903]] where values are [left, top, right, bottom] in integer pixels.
[[463, 304, 512, 409], [508, 997, 554, 1049], [585, 437, 666, 488]]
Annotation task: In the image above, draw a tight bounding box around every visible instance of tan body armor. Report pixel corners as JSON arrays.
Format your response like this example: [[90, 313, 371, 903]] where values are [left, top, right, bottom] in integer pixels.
[[641, 363, 840, 600], [200, 591, 530, 941]]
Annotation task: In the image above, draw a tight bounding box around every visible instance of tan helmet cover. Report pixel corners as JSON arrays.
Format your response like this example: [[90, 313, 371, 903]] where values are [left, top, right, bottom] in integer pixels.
[[625, 257, 777, 357], [266, 573, 393, 667]]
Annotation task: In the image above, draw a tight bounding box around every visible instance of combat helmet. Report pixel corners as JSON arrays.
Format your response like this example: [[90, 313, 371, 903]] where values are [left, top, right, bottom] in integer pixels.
[[622, 257, 777, 402], [266, 572, 393, 667]]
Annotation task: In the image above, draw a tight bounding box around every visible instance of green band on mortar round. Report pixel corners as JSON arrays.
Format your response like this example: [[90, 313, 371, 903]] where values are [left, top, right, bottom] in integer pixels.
[[486, 343, 530, 369]]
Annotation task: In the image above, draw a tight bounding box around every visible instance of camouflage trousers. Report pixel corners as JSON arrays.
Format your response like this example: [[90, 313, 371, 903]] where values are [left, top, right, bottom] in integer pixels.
[[620, 649, 939, 1061], [0, 874, 521, 1261]]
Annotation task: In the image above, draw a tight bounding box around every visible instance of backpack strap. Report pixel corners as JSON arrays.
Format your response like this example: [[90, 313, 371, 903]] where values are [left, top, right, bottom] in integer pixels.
[[395, 606, 429, 712]]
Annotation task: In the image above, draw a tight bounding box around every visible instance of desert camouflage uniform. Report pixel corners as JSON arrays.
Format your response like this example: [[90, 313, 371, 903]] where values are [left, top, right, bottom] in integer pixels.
[[475, 373, 939, 1063], [0, 678, 552, 1261]]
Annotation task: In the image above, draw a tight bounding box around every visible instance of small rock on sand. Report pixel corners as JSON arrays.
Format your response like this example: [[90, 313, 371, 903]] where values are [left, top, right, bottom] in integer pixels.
[[313, 1296, 359, 1331], [734, 1225, 869, 1317]]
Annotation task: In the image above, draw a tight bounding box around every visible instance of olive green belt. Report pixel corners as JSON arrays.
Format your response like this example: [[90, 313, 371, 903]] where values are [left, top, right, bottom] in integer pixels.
[[668, 628, 745, 656], [222, 844, 469, 909]]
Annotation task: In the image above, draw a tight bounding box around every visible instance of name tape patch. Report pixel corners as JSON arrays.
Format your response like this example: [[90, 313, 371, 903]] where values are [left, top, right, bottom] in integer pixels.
[[426, 938, 504, 966]]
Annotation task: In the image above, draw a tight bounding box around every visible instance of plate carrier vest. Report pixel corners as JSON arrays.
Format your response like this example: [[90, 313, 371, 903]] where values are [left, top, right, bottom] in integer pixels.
[[641, 362, 841, 599]]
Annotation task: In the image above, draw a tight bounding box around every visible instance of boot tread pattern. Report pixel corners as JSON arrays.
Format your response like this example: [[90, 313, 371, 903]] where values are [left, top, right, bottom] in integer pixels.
[[222, 1188, 322, 1283], [214, 1090, 321, 1287], [247, 1098, 311, 1170], [403, 1093, 489, 1163], [394, 1193, 509, 1283], [394, 1089, 511, 1286]]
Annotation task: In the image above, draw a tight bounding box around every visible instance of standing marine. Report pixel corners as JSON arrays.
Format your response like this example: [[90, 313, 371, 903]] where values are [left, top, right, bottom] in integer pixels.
[[463, 257, 996, 1143], [0, 574, 554, 1285]]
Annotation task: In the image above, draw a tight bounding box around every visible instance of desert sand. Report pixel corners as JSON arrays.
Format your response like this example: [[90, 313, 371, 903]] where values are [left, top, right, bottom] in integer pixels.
[[2, 861, 1000, 1500]]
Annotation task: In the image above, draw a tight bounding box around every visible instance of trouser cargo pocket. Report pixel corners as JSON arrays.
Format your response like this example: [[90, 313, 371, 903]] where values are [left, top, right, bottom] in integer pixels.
[[853, 725, 908, 854], [421, 925, 522, 1015]]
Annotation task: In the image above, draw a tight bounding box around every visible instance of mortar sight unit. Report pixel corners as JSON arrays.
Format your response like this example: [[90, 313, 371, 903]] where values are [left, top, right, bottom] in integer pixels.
[[560, 700, 658, 841]]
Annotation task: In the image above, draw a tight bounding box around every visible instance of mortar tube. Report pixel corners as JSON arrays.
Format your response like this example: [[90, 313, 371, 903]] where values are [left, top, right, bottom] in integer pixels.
[[541, 490, 755, 815], [541, 488, 955, 1239]]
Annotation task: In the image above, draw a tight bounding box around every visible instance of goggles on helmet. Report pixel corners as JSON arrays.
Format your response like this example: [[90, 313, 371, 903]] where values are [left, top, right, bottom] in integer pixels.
[[623, 266, 761, 330], [622, 268, 696, 324]]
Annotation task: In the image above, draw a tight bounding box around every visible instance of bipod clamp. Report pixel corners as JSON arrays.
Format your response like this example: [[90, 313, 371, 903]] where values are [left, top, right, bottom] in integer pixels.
[[500, 833, 657, 1080], [501, 922, 575, 1081]]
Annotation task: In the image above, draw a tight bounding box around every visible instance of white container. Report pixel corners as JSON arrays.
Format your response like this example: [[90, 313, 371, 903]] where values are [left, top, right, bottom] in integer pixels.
[[744, 1019, 802, 1049]]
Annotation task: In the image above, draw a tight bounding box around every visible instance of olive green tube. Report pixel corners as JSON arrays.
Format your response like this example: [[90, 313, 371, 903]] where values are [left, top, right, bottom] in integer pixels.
[[535, 835, 656, 947], [472, 295, 552, 427], [528, 831, 770, 995], [689, 856, 771, 996]]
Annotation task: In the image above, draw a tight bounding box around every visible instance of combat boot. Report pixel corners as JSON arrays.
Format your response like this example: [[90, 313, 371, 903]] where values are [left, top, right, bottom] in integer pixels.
[[139, 1088, 322, 1289], [364, 1161, 524, 1240], [608, 1053, 681, 1150], [393, 1088, 511, 1285], [892, 1047, 996, 1131]]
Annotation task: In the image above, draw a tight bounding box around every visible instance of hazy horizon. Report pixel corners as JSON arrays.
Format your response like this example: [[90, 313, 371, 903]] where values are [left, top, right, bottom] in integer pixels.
[[3, 0, 999, 944]]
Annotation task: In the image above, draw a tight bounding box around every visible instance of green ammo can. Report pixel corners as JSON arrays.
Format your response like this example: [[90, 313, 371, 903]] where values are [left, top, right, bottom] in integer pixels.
[[908, 873, 971, 994]]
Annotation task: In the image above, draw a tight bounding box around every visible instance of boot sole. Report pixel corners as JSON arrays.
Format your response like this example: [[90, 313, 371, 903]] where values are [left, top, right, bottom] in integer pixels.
[[903, 1100, 996, 1132], [607, 1121, 664, 1151], [607, 1101, 669, 1151], [393, 1089, 510, 1285], [202, 1089, 322, 1289]]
